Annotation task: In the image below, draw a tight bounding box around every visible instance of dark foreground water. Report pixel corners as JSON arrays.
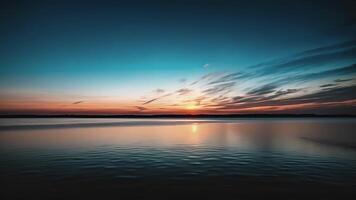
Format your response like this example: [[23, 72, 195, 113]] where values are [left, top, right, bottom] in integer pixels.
[[1, 118, 356, 199]]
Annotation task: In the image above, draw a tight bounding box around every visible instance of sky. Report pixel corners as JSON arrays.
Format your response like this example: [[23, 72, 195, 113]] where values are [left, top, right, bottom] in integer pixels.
[[0, 0, 355, 115]]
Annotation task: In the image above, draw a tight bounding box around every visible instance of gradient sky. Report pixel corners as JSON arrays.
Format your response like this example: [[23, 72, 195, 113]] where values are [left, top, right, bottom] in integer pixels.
[[0, 0, 355, 114]]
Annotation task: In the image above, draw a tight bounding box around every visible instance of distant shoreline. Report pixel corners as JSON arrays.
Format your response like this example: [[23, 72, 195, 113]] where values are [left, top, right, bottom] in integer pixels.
[[0, 114, 355, 118]]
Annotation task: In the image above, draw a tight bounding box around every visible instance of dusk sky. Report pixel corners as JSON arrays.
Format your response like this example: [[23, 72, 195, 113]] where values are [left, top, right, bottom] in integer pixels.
[[0, 0, 355, 114]]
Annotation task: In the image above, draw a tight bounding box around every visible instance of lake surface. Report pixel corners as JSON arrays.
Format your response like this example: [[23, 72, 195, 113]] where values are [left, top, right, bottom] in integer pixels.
[[1, 118, 356, 199]]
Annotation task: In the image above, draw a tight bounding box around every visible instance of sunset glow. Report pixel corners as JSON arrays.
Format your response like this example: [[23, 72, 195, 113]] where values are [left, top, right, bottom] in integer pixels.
[[0, 0, 355, 115], [1, 1, 356, 199]]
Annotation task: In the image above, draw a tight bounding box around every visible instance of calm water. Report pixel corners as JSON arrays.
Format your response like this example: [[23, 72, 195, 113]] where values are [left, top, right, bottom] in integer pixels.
[[1, 118, 356, 199]]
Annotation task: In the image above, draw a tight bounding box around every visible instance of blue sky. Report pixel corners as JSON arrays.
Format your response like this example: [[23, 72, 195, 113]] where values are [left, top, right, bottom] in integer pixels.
[[0, 0, 355, 114]]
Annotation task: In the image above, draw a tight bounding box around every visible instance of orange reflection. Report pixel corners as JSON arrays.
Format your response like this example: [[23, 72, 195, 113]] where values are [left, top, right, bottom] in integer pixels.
[[191, 123, 198, 133], [1, 120, 355, 157]]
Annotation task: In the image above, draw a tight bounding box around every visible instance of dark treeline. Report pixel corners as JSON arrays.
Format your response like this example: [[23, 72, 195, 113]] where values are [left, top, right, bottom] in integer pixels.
[[0, 114, 355, 118]]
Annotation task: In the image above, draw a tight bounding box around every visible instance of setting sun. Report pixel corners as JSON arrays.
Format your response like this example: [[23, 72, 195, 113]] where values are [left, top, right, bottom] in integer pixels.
[[185, 104, 200, 110]]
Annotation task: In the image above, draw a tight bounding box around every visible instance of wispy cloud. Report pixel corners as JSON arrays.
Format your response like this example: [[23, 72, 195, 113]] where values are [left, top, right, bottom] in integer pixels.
[[320, 84, 337, 88], [142, 92, 173, 105], [142, 98, 159, 105], [190, 72, 222, 85], [203, 82, 235, 96], [176, 88, 193, 96], [295, 40, 356, 57], [247, 41, 356, 79], [138, 40, 356, 113], [247, 84, 278, 96], [135, 106, 147, 111], [208, 72, 244, 85], [264, 64, 356, 87], [223, 85, 356, 111], [154, 89, 165, 94], [334, 78, 354, 83]]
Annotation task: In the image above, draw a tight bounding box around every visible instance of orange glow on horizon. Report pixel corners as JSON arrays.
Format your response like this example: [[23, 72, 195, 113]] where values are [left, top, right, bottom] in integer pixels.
[[1, 97, 356, 115]]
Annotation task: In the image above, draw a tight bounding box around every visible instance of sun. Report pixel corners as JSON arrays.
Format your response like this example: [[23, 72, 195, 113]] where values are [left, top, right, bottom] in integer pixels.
[[185, 104, 200, 110]]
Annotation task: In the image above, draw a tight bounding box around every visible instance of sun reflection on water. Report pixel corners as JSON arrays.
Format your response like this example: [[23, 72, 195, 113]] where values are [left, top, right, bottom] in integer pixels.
[[191, 123, 198, 133]]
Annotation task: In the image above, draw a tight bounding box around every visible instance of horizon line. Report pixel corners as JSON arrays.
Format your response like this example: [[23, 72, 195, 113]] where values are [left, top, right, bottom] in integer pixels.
[[1, 113, 355, 118]]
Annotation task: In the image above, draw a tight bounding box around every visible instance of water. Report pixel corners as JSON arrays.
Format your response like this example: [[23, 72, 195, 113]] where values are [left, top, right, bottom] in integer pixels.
[[1, 118, 356, 199]]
